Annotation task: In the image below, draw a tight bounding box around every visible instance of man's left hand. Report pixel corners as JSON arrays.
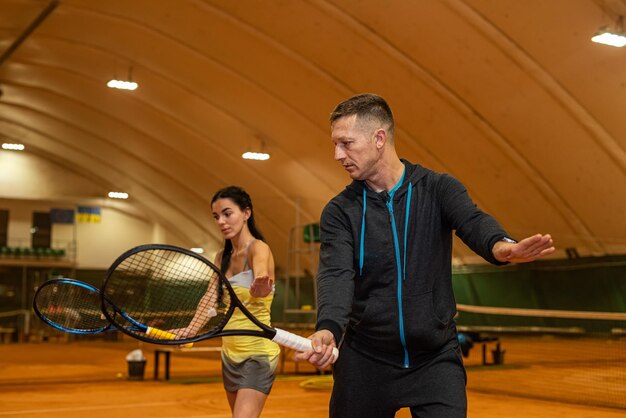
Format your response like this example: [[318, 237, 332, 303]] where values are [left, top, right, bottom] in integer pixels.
[[493, 233, 555, 263]]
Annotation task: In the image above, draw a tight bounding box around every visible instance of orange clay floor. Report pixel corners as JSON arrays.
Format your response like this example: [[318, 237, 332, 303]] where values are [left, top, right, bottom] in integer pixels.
[[0, 339, 624, 418]]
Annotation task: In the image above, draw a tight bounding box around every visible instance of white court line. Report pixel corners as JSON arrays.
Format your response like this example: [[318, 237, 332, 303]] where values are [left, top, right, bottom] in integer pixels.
[[0, 401, 180, 416]]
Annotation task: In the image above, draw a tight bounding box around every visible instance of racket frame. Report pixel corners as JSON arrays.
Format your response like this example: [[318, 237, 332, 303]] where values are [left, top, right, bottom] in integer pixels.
[[34, 278, 149, 335], [100, 244, 338, 361], [101, 244, 291, 344], [33, 278, 112, 334]]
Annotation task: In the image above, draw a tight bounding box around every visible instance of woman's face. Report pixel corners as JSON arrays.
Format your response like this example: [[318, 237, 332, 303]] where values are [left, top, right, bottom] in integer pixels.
[[211, 197, 250, 240]]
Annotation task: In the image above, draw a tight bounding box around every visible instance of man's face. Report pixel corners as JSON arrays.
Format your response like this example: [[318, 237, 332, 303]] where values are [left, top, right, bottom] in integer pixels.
[[331, 115, 380, 181]]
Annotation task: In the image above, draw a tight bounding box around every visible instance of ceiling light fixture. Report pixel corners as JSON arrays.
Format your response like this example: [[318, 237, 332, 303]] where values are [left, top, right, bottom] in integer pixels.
[[190, 247, 204, 254], [2, 143, 25, 151], [242, 151, 270, 161], [591, 15, 626, 47], [107, 79, 138, 90], [107, 66, 139, 90], [108, 191, 129, 199], [242, 138, 271, 161]]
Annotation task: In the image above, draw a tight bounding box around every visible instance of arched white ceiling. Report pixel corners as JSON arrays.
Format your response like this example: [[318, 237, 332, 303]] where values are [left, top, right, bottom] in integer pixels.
[[1, 0, 625, 267]]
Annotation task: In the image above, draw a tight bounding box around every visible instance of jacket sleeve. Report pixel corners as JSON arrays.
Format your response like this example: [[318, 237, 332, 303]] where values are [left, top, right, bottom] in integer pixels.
[[438, 174, 509, 265], [315, 200, 356, 345]]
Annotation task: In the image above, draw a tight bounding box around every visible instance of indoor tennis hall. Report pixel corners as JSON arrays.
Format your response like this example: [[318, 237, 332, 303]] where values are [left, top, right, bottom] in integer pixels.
[[1, 1, 625, 417]]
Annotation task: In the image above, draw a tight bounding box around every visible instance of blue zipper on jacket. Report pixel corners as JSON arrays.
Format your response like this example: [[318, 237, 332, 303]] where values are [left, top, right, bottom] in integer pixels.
[[359, 187, 367, 276], [360, 169, 411, 368], [386, 170, 410, 368]]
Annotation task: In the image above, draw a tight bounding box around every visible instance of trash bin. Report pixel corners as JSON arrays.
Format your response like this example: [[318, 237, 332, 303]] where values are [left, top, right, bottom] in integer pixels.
[[126, 348, 146, 380], [127, 360, 147, 380]]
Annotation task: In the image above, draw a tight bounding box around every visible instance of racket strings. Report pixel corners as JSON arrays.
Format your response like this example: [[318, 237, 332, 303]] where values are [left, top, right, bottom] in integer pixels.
[[36, 282, 109, 332], [103, 248, 231, 342]]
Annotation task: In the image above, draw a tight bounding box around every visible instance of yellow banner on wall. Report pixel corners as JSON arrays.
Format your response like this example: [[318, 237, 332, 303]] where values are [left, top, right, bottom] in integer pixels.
[[76, 206, 101, 223]]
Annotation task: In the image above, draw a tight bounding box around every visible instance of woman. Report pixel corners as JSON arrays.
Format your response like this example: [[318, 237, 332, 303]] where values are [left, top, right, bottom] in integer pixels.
[[177, 185, 280, 418]]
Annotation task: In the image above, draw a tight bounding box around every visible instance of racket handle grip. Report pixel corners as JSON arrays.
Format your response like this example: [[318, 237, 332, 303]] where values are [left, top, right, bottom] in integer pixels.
[[272, 328, 339, 363], [146, 327, 194, 348]]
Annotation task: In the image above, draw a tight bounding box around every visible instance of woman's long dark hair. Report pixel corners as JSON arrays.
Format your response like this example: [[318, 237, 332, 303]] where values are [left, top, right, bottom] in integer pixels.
[[211, 185, 265, 274]]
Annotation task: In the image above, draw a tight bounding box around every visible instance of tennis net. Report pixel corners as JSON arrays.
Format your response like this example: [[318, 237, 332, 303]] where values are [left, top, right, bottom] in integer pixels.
[[456, 304, 626, 409]]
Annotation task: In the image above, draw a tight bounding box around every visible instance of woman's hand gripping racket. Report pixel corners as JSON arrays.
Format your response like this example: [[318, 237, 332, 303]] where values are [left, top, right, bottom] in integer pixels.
[[99, 244, 338, 362]]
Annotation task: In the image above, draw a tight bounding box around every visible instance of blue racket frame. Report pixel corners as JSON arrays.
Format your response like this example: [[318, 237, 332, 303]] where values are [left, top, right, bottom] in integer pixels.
[[33, 278, 149, 335]]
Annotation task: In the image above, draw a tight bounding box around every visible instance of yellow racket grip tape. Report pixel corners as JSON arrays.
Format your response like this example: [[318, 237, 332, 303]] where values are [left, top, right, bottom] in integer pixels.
[[146, 327, 194, 348]]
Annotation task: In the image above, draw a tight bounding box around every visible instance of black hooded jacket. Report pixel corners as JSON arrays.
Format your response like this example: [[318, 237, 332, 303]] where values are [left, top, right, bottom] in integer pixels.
[[316, 160, 509, 368]]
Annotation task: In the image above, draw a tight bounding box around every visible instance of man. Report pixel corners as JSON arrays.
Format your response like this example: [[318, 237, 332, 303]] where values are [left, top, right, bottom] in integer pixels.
[[295, 93, 555, 417]]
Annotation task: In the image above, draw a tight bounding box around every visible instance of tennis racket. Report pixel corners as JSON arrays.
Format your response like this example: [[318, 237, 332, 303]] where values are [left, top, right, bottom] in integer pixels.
[[33, 278, 127, 334], [100, 244, 338, 361], [33, 278, 179, 339]]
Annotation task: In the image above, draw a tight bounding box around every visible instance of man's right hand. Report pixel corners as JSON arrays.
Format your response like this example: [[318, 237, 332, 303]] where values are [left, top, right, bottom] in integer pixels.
[[294, 329, 337, 369]]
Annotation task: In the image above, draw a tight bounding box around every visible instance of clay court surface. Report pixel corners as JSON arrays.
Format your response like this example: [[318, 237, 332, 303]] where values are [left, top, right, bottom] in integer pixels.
[[1, 338, 624, 418]]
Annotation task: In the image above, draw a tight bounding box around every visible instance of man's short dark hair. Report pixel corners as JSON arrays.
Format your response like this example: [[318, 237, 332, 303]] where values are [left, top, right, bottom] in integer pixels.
[[330, 93, 394, 138]]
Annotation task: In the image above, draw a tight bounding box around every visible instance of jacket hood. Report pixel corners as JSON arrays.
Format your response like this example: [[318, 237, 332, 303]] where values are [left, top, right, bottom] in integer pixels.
[[345, 160, 423, 287]]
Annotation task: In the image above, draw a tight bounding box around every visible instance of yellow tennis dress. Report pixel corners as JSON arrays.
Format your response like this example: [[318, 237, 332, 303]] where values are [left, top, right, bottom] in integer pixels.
[[220, 250, 280, 394]]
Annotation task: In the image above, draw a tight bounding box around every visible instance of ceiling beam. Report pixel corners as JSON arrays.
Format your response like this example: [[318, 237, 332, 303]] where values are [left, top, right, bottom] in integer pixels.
[[0, 0, 59, 67]]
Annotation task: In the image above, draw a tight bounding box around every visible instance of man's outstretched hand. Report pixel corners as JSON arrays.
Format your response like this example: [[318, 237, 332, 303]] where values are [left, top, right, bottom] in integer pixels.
[[493, 233, 555, 263]]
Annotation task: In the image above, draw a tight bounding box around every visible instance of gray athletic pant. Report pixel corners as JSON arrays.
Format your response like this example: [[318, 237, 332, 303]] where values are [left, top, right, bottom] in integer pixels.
[[329, 342, 467, 418]]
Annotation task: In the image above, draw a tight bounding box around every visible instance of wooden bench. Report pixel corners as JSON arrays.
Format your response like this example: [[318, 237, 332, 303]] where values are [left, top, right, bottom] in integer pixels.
[[458, 331, 504, 365], [477, 336, 504, 366], [153, 347, 221, 380], [457, 325, 587, 366]]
